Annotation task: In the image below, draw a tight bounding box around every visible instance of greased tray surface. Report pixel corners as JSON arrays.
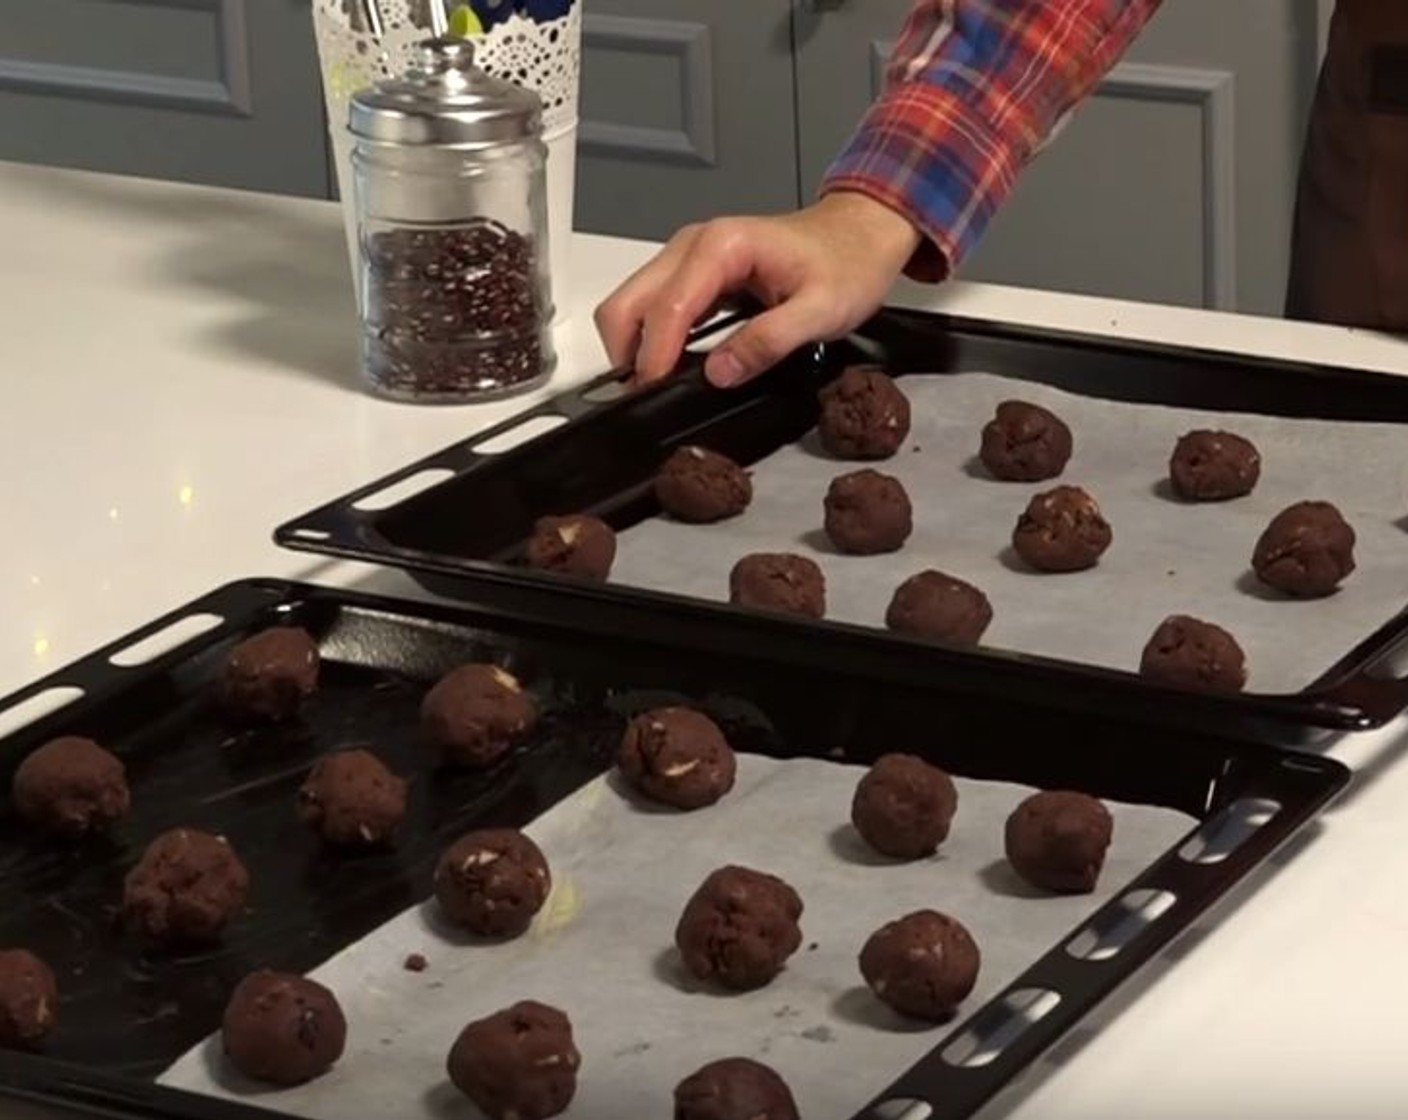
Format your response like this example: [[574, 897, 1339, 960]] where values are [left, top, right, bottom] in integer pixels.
[[0, 579, 1345, 1120], [274, 308, 1408, 737]]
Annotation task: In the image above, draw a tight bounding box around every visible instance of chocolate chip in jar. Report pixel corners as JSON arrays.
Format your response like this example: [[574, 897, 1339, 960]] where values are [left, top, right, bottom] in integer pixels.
[[362, 220, 552, 401]]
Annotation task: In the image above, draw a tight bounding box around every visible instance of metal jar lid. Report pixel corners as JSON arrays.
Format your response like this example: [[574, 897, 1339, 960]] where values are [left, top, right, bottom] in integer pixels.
[[348, 37, 543, 148]]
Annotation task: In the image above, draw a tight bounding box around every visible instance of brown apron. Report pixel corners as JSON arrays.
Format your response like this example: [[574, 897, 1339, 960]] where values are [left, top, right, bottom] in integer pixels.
[[1286, 0, 1408, 329]]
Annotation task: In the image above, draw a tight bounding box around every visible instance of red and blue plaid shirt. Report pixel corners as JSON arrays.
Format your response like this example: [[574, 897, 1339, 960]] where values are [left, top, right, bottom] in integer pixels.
[[822, 0, 1162, 281]]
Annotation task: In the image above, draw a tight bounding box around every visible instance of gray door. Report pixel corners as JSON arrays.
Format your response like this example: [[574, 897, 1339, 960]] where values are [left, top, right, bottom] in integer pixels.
[[795, 0, 1326, 315], [0, 0, 330, 198], [576, 0, 799, 242]]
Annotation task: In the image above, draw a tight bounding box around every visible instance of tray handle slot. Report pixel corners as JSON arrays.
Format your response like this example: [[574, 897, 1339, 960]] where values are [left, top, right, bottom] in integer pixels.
[[1176, 797, 1281, 865], [350, 468, 458, 513], [1065, 888, 1178, 962], [108, 612, 225, 668], [0, 685, 85, 740], [862, 1099, 935, 1120], [939, 987, 1063, 1068], [474, 412, 571, 455], [577, 377, 630, 404]]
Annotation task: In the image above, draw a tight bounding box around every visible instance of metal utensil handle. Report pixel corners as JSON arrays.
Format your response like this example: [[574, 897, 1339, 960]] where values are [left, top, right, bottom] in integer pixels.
[[429, 0, 449, 35], [361, 0, 384, 40]]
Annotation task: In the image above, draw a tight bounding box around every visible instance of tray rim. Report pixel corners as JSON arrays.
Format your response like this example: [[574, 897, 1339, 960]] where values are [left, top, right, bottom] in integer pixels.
[[0, 577, 1351, 1120], [271, 306, 1408, 738]]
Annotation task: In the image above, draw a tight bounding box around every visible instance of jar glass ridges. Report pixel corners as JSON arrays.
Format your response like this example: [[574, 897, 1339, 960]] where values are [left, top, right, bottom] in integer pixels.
[[349, 38, 557, 402]]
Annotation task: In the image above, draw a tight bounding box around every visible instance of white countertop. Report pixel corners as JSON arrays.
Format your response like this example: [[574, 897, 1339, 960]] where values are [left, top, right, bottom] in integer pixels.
[[3, 160, 1408, 1118]]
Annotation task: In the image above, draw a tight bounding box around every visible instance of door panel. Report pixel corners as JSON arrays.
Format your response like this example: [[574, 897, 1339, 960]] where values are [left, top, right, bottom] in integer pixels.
[[576, 0, 799, 241], [0, 0, 330, 198], [796, 0, 1324, 315]]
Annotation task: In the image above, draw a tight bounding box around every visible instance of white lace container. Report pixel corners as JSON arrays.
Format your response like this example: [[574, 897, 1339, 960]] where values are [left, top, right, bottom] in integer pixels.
[[468, 3, 581, 324], [312, 1, 581, 324]]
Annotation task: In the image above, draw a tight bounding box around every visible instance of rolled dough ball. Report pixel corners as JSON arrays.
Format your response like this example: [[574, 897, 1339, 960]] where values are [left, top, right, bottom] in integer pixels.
[[1169, 429, 1261, 501], [851, 753, 958, 860], [123, 828, 250, 946], [885, 570, 993, 646], [1011, 485, 1112, 572], [447, 1000, 580, 1120], [728, 554, 826, 619], [979, 400, 1073, 481], [1005, 790, 1113, 893], [1139, 615, 1248, 693], [0, 949, 58, 1051], [674, 1056, 800, 1120], [1251, 500, 1356, 597], [525, 514, 617, 581], [675, 866, 803, 991], [12, 736, 129, 838], [618, 707, 737, 810], [219, 626, 319, 722], [816, 366, 911, 460], [434, 828, 551, 939], [221, 970, 347, 1086], [655, 446, 752, 523], [298, 748, 408, 848], [823, 469, 913, 555], [421, 663, 537, 768], [859, 909, 980, 1021]]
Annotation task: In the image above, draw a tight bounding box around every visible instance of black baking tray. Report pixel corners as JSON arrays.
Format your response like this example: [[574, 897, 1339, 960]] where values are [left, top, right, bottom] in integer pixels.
[[0, 578, 1347, 1120], [274, 305, 1408, 742]]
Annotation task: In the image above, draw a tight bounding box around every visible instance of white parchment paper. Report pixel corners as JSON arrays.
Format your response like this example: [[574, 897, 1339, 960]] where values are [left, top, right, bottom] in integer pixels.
[[160, 755, 1191, 1119], [611, 372, 1408, 694]]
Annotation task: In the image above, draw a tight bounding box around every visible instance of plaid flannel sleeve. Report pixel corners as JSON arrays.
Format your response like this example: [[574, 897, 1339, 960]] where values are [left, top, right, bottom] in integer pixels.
[[821, 0, 1162, 281]]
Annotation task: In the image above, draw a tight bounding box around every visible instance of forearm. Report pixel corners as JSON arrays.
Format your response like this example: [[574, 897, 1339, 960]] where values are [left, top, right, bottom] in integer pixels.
[[821, 0, 1161, 281]]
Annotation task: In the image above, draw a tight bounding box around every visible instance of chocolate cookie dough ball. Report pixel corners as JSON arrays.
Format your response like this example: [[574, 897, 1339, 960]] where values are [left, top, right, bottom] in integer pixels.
[[525, 514, 616, 581], [1011, 485, 1113, 572], [421, 663, 537, 768], [674, 1057, 800, 1120], [979, 400, 1073, 481], [823, 469, 913, 554], [219, 626, 319, 722], [221, 971, 346, 1086], [298, 748, 408, 849], [817, 366, 911, 460], [675, 866, 803, 991], [1139, 615, 1248, 693], [729, 554, 825, 619], [0, 950, 58, 1051], [123, 828, 250, 946], [12, 736, 130, 838], [434, 829, 551, 939], [1005, 790, 1113, 894], [1252, 500, 1356, 597], [1169, 430, 1261, 501], [851, 753, 958, 860], [859, 910, 980, 1022], [885, 570, 993, 646], [656, 446, 752, 523], [618, 707, 737, 810], [447, 1001, 580, 1120]]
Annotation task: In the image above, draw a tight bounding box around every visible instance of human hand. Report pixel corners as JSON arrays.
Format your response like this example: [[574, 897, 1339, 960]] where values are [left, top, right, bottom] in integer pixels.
[[594, 191, 922, 388]]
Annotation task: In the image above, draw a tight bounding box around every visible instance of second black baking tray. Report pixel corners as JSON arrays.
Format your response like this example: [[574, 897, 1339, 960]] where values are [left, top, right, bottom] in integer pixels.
[[274, 306, 1408, 741], [0, 578, 1345, 1120]]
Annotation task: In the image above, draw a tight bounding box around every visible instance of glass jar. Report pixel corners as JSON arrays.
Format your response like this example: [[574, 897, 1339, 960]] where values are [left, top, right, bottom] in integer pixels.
[[349, 38, 556, 403]]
